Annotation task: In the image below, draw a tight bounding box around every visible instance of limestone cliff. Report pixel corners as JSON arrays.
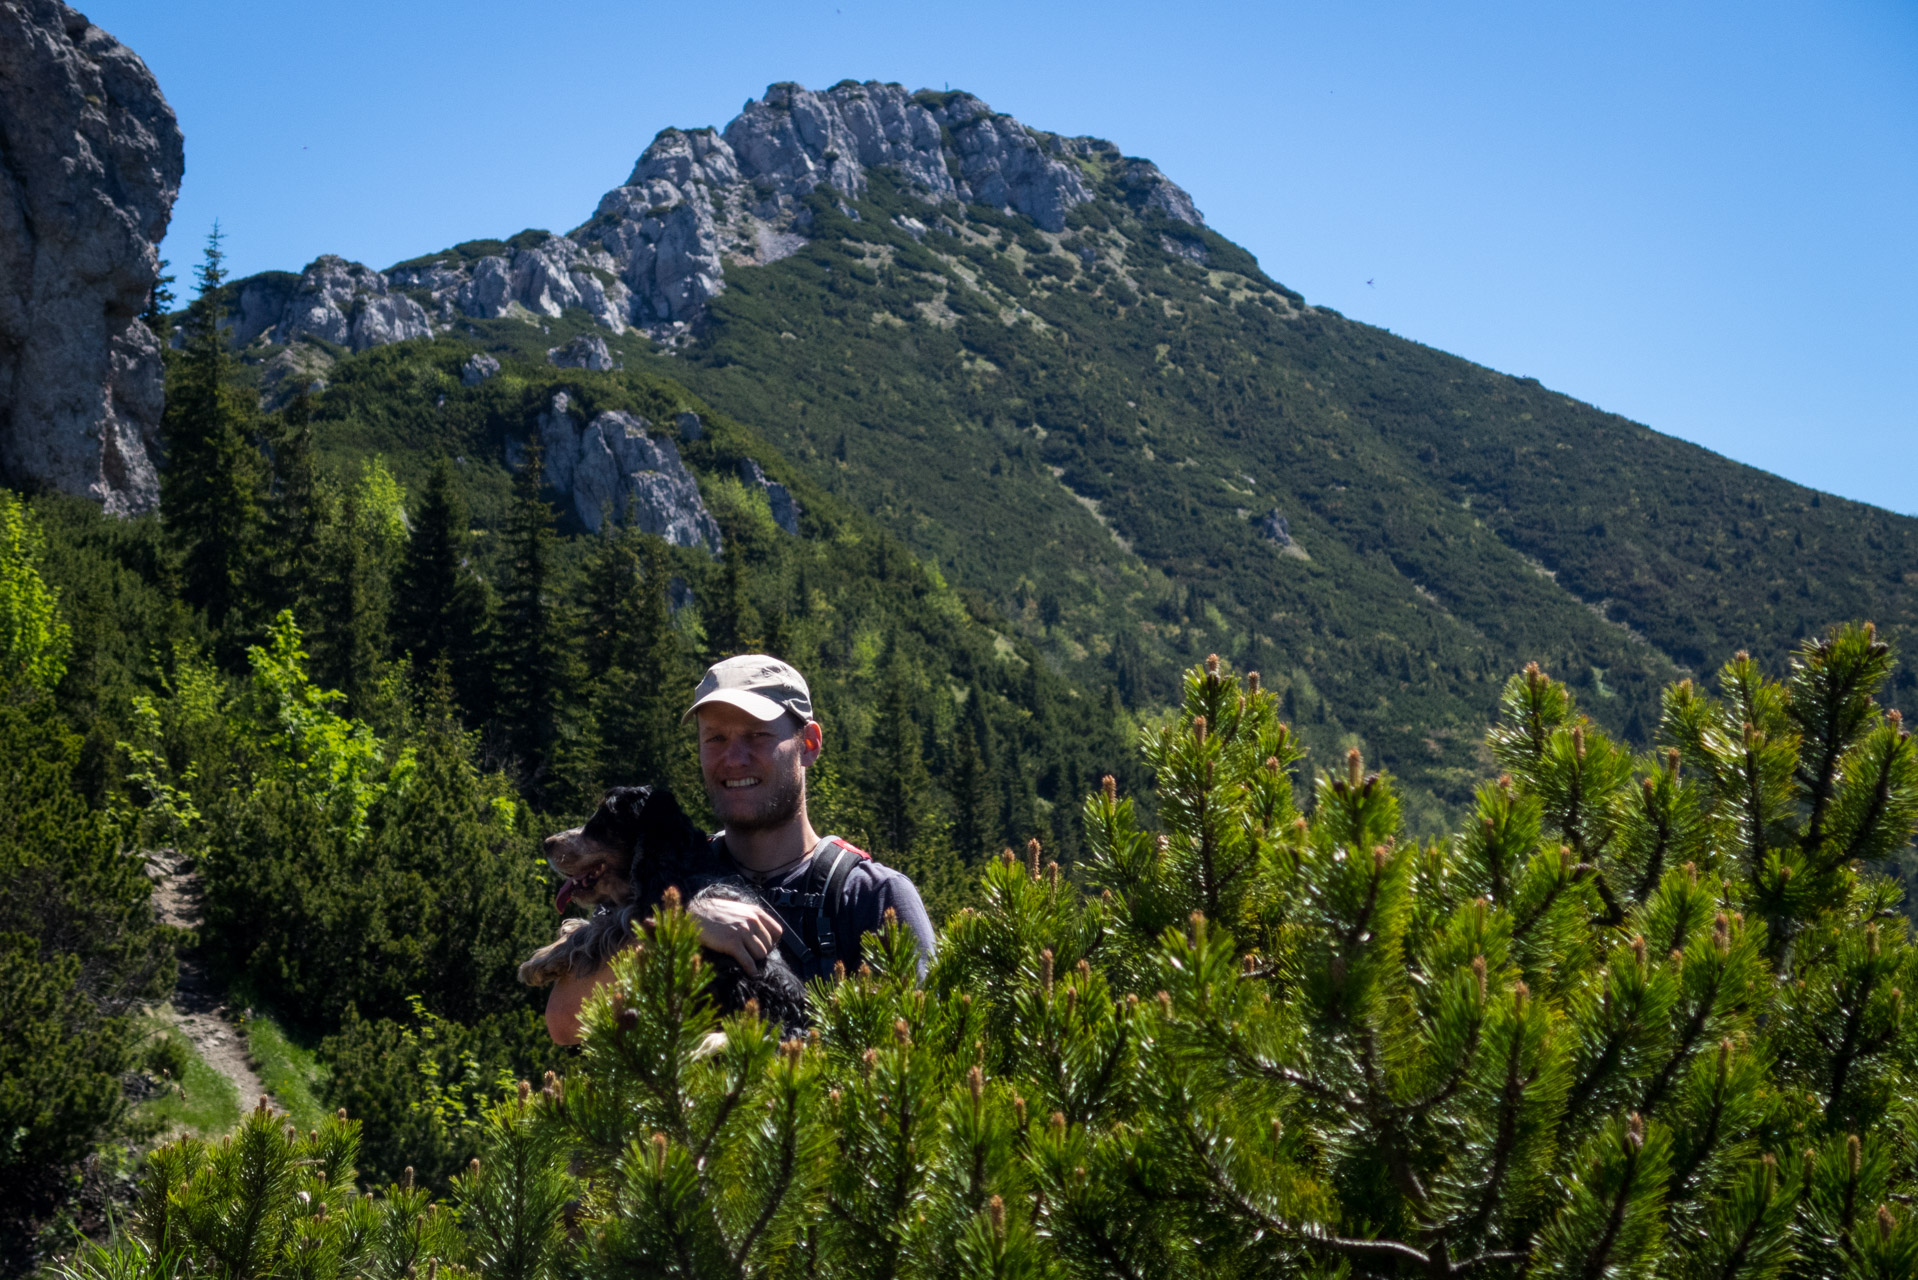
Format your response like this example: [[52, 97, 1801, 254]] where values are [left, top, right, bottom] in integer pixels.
[[0, 0, 182, 514]]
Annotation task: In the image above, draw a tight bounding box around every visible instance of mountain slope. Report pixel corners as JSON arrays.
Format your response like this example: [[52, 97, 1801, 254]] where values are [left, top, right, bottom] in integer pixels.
[[219, 80, 1918, 816]]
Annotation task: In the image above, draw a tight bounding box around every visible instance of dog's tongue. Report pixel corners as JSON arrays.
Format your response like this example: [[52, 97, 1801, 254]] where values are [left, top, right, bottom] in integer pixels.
[[554, 878, 580, 913]]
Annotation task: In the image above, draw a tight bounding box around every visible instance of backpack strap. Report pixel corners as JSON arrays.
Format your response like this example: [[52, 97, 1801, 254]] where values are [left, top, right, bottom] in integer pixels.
[[762, 836, 869, 966]]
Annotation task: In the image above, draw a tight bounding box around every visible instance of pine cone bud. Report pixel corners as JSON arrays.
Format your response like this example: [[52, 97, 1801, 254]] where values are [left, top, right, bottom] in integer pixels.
[[1001, 847, 1016, 867], [1102, 774, 1118, 802], [834, 960, 847, 983], [1514, 981, 1529, 1013], [1686, 861, 1698, 883], [1641, 776, 1655, 799], [1626, 1113, 1645, 1151], [1244, 953, 1258, 975], [1373, 844, 1389, 871], [969, 1065, 984, 1105], [861, 1048, 877, 1076], [1630, 935, 1647, 968], [894, 1018, 911, 1046], [337, 1108, 347, 1121], [1572, 726, 1586, 760], [1247, 671, 1260, 694], [661, 885, 681, 911], [1189, 911, 1207, 946], [1050, 1111, 1066, 1136], [1193, 715, 1208, 745], [743, 998, 761, 1020], [1471, 954, 1487, 997], [1879, 1204, 1895, 1241], [1048, 861, 1061, 889], [1155, 833, 1170, 864], [1027, 838, 1043, 879], [988, 1195, 1006, 1241], [1670, 948, 1685, 967], [1666, 748, 1680, 778], [1040, 948, 1055, 992], [404, 1166, 415, 1189], [1346, 747, 1364, 789], [652, 1132, 668, 1173], [1849, 1133, 1862, 1178], [1205, 653, 1220, 677], [1014, 1095, 1027, 1127], [1157, 990, 1172, 1015], [1713, 913, 1730, 956], [470, 1158, 481, 1176]]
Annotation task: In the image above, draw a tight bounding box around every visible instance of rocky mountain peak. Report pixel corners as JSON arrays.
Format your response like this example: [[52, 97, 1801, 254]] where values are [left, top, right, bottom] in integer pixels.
[[268, 79, 1205, 351]]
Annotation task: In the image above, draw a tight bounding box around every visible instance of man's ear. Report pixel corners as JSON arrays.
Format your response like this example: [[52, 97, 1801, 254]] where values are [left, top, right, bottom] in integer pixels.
[[799, 719, 823, 762]]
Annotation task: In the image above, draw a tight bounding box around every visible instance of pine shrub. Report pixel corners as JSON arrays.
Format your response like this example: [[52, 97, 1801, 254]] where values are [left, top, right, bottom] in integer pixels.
[[81, 629, 1918, 1278]]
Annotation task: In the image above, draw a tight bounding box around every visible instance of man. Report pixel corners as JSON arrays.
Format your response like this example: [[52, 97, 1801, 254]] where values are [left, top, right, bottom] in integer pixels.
[[546, 654, 938, 1044]]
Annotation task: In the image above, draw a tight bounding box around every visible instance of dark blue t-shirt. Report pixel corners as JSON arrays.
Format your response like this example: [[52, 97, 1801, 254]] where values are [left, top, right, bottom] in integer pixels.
[[715, 835, 937, 980]]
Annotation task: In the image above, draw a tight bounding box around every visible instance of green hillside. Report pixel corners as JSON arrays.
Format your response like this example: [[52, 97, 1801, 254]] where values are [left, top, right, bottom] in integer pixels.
[[211, 155, 1918, 827], [603, 175, 1918, 814]]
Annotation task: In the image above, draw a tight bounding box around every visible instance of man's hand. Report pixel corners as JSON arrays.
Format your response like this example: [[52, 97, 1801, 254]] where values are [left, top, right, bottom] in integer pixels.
[[687, 895, 783, 976]]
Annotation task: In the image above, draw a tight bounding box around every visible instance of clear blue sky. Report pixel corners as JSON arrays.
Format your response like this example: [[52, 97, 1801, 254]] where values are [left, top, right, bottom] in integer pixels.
[[85, 0, 1918, 514]]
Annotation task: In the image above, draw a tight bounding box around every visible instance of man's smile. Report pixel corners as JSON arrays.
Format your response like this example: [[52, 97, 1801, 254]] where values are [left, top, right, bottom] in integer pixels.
[[723, 777, 761, 789]]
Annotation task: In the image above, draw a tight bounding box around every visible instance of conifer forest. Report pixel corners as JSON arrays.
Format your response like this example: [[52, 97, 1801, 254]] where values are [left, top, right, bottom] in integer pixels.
[[5, 38, 1918, 1280]]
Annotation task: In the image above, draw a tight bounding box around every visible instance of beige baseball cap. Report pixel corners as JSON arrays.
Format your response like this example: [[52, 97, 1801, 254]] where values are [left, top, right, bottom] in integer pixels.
[[683, 654, 815, 724]]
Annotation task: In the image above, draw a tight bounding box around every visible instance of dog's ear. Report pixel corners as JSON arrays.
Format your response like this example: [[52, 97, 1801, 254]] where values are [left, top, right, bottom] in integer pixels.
[[582, 785, 653, 849], [636, 785, 704, 851]]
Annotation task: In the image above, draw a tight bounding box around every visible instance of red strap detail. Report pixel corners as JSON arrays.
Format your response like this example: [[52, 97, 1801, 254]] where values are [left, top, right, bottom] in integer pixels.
[[827, 836, 872, 861]]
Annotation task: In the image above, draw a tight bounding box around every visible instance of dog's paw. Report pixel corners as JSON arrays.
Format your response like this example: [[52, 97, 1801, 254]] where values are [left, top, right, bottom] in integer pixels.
[[518, 941, 572, 987]]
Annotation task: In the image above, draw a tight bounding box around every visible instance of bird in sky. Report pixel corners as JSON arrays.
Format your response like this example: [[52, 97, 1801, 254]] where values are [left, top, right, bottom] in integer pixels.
[[1366, 278, 1374, 287]]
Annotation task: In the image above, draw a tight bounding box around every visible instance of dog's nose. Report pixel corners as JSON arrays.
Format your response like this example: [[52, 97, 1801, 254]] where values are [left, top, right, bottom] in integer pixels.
[[543, 829, 579, 858]]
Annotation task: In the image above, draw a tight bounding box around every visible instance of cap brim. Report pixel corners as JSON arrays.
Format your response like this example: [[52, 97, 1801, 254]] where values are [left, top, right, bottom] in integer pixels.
[[682, 688, 790, 725]]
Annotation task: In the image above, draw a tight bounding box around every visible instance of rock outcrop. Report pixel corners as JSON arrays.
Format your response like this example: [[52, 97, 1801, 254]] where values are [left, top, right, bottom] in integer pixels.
[[460, 352, 500, 386], [229, 255, 434, 351], [738, 457, 800, 535], [0, 0, 182, 514], [533, 392, 720, 548], [548, 333, 613, 371]]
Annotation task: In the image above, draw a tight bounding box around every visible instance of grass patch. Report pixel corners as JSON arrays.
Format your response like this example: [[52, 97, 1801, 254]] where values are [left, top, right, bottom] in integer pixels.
[[240, 1006, 328, 1130], [133, 1017, 240, 1138]]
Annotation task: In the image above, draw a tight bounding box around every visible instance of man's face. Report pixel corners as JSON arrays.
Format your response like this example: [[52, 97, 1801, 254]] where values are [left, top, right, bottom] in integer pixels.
[[697, 703, 822, 833]]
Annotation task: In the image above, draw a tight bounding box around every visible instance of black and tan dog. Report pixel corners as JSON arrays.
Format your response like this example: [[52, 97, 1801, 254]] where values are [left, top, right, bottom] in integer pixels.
[[518, 785, 810, 1032]]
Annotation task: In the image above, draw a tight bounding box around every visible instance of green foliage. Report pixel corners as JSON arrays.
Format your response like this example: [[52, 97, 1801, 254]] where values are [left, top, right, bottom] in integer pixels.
[[0, 695, 176, 1213], [0, 491, 71, 697], [100, 640, 1918, 1278]]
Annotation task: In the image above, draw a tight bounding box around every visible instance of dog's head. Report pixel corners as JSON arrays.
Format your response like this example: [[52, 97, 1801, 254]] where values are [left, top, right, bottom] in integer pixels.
[[543, 785, 705, 914]]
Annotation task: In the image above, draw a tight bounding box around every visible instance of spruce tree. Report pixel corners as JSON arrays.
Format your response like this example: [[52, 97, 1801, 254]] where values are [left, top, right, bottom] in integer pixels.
[[394, 458, 493, 717], [948, 688, 997, 863], [495, 441, 570, 794], [160, 226, 263, 638], [260, 389, 323, 620]]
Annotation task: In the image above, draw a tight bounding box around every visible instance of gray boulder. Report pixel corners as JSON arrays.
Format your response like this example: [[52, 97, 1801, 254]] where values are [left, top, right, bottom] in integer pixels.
[[548, 333, 614, 371], [0, 0, 181, 515], [535, 392, 720, 549], [738, 456, 801, 535], [676, 410, 703, 442], [1255, 509, 1292, 546], [460, 352, 500, 386]]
